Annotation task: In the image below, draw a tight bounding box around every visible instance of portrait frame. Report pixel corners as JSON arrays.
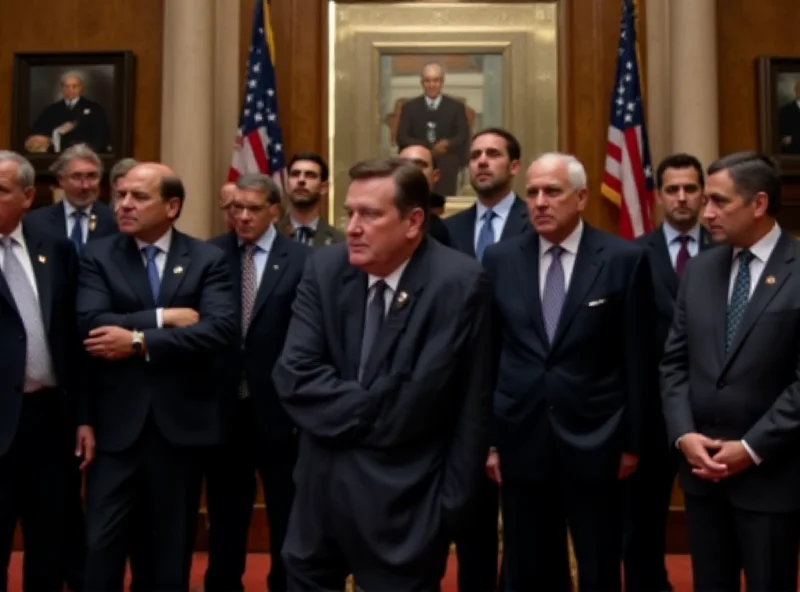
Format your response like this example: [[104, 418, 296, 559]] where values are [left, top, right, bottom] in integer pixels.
[[11, 50, 135, 174], [757, 56, 800, 177], [328, 2, 560, 225]]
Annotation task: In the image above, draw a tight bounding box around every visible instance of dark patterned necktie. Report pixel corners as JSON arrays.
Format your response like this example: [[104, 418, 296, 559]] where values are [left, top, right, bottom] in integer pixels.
[[542, 245, 566, 343], [142, 246, 161, 303], [359, 280, 387, 382], [239, 244, 257, 399], [725, 249, 755, 352], [675, 235, 692, 279], [70, 211, 84, 250], [296, 226, 314, 245]]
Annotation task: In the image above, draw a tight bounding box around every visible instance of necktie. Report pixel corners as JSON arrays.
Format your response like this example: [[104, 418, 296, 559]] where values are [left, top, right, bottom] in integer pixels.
[[296, 226, 314, 245], [542, 245, 566, 343], [70, 211, 84, 250], [142, 245, 161, 303], [2, 237, 53, 387], [675, 235, 692, 279], [359, 280, 387, 382], [725, 249, 755, 352], [475, 210, 496, 262], [239, 244, 258, 399]]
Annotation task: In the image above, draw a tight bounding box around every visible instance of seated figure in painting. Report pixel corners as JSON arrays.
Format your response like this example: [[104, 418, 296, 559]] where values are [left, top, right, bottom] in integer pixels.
[[395, 62, 470, 196], [25, 71, 111, 155], [779, 79, 800, 155]]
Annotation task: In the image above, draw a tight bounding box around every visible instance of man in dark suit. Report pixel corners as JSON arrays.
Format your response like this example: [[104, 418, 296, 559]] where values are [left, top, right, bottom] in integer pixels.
[[0, 150, 94, 592], [399, 143, 452, 246], [444, 127, 527, 592], [396, 62, 470, 196], [626, 153, 709, 592], [779, 79, 800, 155], [26, 144, 117, 252], [277, 152, 344, 247], [273, 156, 494, 590], [75, 162, 237, 591], [661, 152, 800, 592], [203, 173, 308, 592], [484, 152, 653, 591], [27, 72, 111, 154]]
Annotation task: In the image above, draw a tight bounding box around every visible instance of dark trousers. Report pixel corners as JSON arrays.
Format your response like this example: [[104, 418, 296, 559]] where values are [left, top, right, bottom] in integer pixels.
[[502, 476, 622, 592], [622, 444, 678, 592], [0, 389, 70, 592], [64, 457, 86, 591], [684, 492, 800, 592], [83, 417, 204, 592], [204, 401, 297, 592], [454, 476, 501, 592]]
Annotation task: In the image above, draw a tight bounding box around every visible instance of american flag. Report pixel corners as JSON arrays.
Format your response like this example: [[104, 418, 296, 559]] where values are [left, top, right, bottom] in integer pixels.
[[228, 0, 286, 188], [601, 0, 654, 239]]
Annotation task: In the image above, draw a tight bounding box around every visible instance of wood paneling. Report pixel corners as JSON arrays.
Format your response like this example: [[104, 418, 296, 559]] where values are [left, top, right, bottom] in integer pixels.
[[0, 0, 164, 162], [717, 0, 800, 230]]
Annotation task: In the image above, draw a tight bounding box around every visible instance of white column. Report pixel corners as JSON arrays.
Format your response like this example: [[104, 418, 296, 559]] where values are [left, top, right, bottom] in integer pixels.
[[160, 0, 215, 239], [670, 0, 719, 167], [645, 0, 671, 169]]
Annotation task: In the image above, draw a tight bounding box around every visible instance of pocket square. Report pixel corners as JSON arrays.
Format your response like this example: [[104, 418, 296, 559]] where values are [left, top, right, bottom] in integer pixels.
[[587, 298, 607, 307]]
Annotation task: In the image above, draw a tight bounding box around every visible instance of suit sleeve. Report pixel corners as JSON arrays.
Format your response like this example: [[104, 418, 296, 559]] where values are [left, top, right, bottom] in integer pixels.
[[623, 249, 656, 454], [142, 252, 237, 362], [60, 244, 90, 427], [659, 262, 696, 445], [76, 251, 160, 336], [395, 102, 427, 149]]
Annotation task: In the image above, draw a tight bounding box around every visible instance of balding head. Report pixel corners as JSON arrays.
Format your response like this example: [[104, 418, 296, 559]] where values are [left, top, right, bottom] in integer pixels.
[[220, 181, 237, 229], [116, 162, 184, 241], [421, 62, 444, 100], [399, 144, 439, 191]]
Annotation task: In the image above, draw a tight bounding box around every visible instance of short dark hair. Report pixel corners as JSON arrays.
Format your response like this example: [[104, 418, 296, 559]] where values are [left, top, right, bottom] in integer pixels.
[[288, 152, 329, 182], [471, 127, 522, 161], [348, 156, 430, 220], [235, 172, 281, 204], [655, 153, 705, 190], [399, 143, 439, 169], [707, 151, 781, 216], [160, 175, 185, 218]]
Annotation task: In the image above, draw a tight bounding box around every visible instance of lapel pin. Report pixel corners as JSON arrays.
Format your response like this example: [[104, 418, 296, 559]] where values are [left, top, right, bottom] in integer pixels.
[[765, 275, 776, 285], [88, 214, 97, 232], [395, 291, 409, 310], [173, 265, 184, 275], [38, 255, 46, 263], [272, 264, 280, 270], [325, 237, 333, 246]]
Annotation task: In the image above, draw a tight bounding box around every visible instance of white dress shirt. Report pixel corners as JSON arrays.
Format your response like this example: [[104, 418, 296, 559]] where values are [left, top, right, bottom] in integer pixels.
[[538, 220, 584, 298], [290, 216, 320, 233], [662, 222, 701, 269], [63, 199, 93, 243], [135, 228, 173, 328], [367, 259, 411, 315], [474, 192, 516, 252], [425, 95, 442, 110]]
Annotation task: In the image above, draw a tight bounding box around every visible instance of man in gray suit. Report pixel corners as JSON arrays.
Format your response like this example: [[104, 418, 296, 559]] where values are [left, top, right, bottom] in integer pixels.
[[661, 151, 800, 592]]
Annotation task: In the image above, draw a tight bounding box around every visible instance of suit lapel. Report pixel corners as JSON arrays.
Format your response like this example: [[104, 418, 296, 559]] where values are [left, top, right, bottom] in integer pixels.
[[338, 266, 368, 380], [24, 230, 54, 332], [516, 233, 548, 348], [221, 232, 242, 305], [500, 197, 529, 240], [722, 233, 795, 372], [50, 203, 67, 238], [158, 231, 190, 307], [114, 237, 156, 308], [649, 228, 679, 299], [250, 235, 289, 324], [361, 242, 428, 386], [453, 205, 477, 257], [312, 221, 339, 247], [550, 227, 604, 350]]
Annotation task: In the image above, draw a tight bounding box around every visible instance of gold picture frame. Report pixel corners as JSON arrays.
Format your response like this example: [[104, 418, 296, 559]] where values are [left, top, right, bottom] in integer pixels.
[[327, 1, 560, 224]]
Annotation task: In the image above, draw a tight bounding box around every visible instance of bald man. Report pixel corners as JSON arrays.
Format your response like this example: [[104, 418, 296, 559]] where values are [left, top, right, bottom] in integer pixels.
[[396, 62, 470, 196], [220, 182, 236, 229], [399, 143, 452, 246], [76, 163, 237, 591]]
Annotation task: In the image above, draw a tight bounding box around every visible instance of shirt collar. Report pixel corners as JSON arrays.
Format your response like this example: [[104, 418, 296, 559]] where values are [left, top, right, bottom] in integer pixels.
[[63, 199, 92, 218], [662, 221, 701, 245], [135, 227, 173, 255], [539, 219, 584, 256], [368, 258, 411, 294], [475, 191, 515, 221], [291, 216, 319, 232], [732, 222, 781, 263], [1, 223, 25, 246], [238, 223, 277, 253]]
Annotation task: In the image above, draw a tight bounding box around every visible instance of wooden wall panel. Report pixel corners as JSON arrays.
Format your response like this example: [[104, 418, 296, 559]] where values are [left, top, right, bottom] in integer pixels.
[[0, 0, 164, 162]]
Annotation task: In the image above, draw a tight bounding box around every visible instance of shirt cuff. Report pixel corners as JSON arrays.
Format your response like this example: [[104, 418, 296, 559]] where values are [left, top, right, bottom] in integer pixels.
[[742, 439, 763, 465], [156, 308, 163, 328]]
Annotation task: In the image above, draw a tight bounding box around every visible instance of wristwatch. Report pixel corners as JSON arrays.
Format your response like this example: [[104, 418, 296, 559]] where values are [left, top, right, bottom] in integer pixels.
[[131, 330, 144, 355]]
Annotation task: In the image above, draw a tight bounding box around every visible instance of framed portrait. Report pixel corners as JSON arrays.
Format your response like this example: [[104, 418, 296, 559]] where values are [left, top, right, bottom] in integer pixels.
[[11, 51, 135, 173], [328, 2, 560, 224], [757, 56, 800, 177]]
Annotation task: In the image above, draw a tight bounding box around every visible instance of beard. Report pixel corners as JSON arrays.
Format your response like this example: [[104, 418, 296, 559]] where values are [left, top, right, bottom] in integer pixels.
[[289, 191, 321, 209]]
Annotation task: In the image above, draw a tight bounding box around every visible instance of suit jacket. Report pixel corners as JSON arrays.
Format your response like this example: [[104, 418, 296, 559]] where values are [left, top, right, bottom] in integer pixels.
[[209, 230, 308, 437], [428, 213, 452, 247], [444, 196, 529, 258], [277, 215, 344, 248], [30, 96, 112, 154], [396, 95, 470, 196], [75, 230, 237, 452], [0, 224, 81, 456], [779, 101, 800, 155], [661, 231, 800, 512], [272, 239, 495, 539], [25, 200, 118, 243], [484, 224, 654, 482]]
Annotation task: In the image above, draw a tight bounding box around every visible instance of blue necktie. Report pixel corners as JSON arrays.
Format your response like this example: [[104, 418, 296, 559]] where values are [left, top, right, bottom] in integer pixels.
[[725, 249, 755, 352], [70, 211, 84, 250], [475, 210, 496, 262], [542, 245, 566, 343], [142, 245, 161, 303]]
